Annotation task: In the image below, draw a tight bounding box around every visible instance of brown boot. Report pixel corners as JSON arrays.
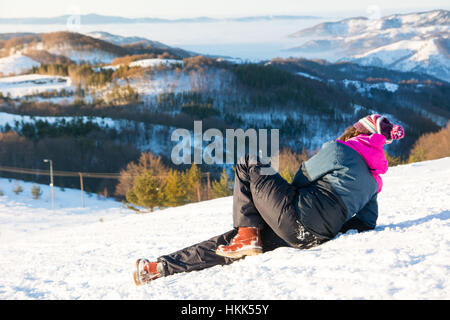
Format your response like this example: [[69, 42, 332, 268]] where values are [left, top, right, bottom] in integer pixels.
[[133, 259, 161, 286], [216, 227, 262, 259]]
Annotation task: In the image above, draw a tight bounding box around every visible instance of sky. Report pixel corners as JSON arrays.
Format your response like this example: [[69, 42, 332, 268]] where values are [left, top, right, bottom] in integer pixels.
[[0, 0, 449, 19]]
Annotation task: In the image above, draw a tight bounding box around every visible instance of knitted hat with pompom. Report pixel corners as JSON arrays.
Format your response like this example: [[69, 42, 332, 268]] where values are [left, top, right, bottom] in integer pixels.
[[354, 114, 404, 144]]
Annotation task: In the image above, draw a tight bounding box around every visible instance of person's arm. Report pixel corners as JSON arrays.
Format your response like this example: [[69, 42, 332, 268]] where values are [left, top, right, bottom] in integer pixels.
[[340, 194, 378, 233]]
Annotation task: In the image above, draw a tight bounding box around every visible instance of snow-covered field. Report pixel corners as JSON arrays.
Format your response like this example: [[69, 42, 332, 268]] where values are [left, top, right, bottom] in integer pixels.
[[0, 157, 449, 299], [0, 111, 116, 128], [129, 58, 183, 68], [0, 74, 74, 98], [0, 54, 40, 77], [342, 79, 399, 93]]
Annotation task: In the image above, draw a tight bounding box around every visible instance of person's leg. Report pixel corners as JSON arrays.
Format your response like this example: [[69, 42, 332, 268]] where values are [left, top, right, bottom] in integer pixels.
[[230, 154, 324, 249], [134, 155, 324, 284], [134, 230, 239, 284], [154, 226, 289, 277], [232, 156, 268, 228], [134, 222, 320, 285], [157, 229, 237, 276]]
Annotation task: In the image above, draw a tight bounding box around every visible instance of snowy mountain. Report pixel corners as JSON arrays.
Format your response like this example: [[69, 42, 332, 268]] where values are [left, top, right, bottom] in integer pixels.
[[0, 157, 449, 299], [351, 37, 450, 81], [288, 10, 450, 82]]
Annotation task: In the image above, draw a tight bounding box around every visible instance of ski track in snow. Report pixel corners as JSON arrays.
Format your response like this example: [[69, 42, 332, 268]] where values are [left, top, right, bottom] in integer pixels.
[[0, 157, 449, 299]]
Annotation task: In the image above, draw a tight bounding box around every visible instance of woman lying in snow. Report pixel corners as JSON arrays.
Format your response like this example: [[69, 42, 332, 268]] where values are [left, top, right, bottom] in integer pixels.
[[133, 114, 405, 285]]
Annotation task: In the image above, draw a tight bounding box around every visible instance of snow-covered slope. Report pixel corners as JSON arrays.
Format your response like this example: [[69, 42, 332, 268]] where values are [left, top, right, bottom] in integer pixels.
[[0, 74, 74, 98], [128, 58, 182, 68], [0, 111, 116, 128], [0, 54, 40, 76], [351, 37, 450, 81], [288, 10, 450, 82], [0, 157, 449, 299], [45, 45, 118, 64]]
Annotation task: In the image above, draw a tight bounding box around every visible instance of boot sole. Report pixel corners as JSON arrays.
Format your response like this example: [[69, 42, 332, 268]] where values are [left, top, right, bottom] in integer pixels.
[[215, 247, 263, 259], [133, 271, 142, 286], [133, 259, 143, 286]]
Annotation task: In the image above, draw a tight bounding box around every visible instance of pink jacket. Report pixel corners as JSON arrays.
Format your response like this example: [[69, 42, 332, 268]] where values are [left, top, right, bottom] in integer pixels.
[[337, 133, 388, 193]]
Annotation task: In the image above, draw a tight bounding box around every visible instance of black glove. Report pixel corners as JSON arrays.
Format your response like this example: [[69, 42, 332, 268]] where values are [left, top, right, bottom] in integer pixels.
[[339, 216, 374, 234]]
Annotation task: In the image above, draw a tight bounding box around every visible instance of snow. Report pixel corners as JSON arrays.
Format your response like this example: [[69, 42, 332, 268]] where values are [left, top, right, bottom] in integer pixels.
[[342, 79, 399, 93], [0, 156, 449, 299], [46, 44, 117, 64], [296, 72, 322, 81], [353, 38, 441, 64], [0, 112, 117, 128], [131, 67, 232, 100], [0, 179, 124, 239], [129, 58, 183, 68], [0, 74, 74, 98], [352, 37, 450, 81], [0, 54, 40, 76], [98, 59, 183, 72], [129, 72, 192, 98]]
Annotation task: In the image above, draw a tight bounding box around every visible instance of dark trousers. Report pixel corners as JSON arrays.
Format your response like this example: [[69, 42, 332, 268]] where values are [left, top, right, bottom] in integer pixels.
[[158, 155, 325, 277]]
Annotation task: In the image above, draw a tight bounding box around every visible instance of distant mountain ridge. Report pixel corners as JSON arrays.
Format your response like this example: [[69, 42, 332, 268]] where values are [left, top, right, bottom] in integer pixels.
[[86, 31, 167, 47], [0, 13, 320, 25], [288, 9, 450, 82], [0, 31, 194, 68], [290, 10, 448, 38]]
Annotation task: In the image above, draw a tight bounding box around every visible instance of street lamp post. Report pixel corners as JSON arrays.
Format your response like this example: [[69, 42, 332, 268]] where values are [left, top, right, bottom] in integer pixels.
[[43, 159, 54, 210]]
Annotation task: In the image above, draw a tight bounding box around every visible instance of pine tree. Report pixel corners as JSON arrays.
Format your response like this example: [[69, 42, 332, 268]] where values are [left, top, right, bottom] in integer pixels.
[[163, 169, 186, 207], [183, 163, 202, 202], [126, 170, 165, 212], [211, 169, 233, 198]]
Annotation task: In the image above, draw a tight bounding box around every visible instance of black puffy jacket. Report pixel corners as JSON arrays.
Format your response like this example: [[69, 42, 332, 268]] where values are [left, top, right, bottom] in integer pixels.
[[292, 140, 379, 239]]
